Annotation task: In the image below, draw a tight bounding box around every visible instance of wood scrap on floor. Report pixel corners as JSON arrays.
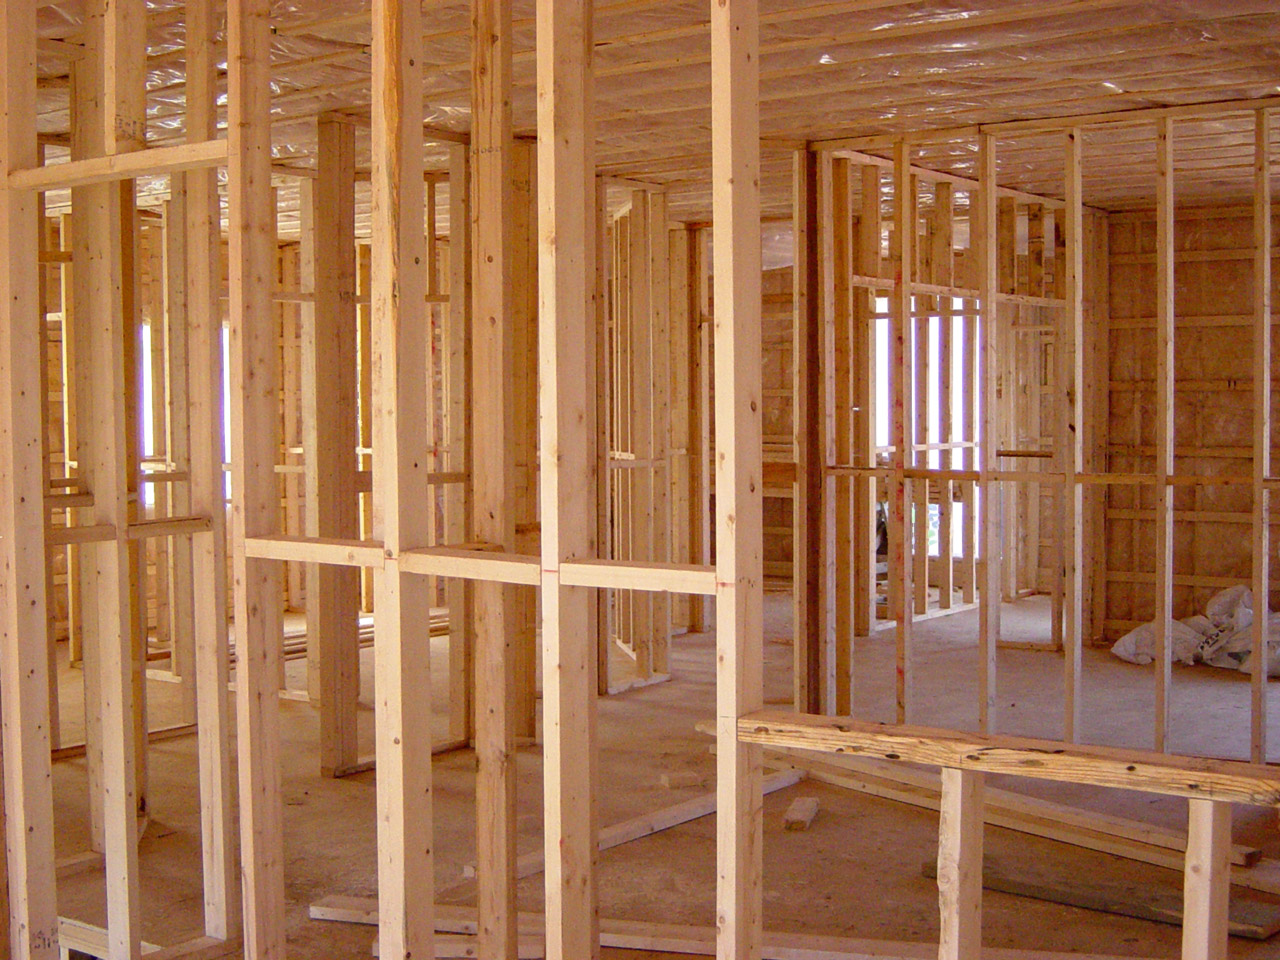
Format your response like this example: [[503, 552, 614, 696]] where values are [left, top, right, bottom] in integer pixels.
[[921, 856, 1280, 941], [783, 796, 820, 831]]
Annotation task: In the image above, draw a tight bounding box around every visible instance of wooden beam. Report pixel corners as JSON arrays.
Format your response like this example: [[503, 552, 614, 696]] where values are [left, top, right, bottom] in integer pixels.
[[710, 0, 765, 956], [1154, 115, 1175, 754], [301, 113, 361, 778], [471, 0, 519, 951], [854, 163, 881, 639], [370, 0, 434, 955], [891, 140, 915, 725], [830, 156, 853, 714], [184, 0, 238, 933], [1061, 128, 1085, 743], [0, 0, 60, 954], [738, 711, 1280, 805], [535, 2, 599, 951], [977, 134, 1001, 733], [8, 138, 228, 191], [1251, 108, 1272, 764], [559, 559, 715, 595], [227, 0, 287, 952], [792, 147, 822, 714]]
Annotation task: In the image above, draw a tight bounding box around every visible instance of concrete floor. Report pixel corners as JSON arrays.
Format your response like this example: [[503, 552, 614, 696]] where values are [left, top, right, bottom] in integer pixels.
[[48, 590, 1280, 957]]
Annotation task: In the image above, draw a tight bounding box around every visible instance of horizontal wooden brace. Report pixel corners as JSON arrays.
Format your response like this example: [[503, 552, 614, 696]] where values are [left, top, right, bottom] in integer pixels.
[[398, 546, 541, 585], [127, 515, 213, 540], [9, 138, 228, 191], [738, 711, 1280, 806], [46, 523, 115, 546], [559, 559, 717, 595], [243, 535, 387, 569]]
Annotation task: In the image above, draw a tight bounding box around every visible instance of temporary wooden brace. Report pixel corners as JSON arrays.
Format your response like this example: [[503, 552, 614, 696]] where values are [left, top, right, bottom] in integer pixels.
[[710, 0, 765, 956], [1154, 115, 1175, 754], [1250, 108, 1271, 764], [227, 0, 288, 952], [0, 1, 60, 956], [370, 0, 434, 953], [1060, 127, 1086, 743], [536, 3, 600, 950], [977, 134, 1001, 732], [300, 113, 361, 778], [471, 0, 520, 953]]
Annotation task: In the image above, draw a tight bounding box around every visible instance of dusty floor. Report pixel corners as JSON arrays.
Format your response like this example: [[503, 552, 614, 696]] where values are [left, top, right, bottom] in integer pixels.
[[49, 591, 1280, 958]]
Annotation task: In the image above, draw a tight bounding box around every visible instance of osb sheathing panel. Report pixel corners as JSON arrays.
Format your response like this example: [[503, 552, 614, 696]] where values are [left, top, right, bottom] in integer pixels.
[[1105, 203, 1280, 635]]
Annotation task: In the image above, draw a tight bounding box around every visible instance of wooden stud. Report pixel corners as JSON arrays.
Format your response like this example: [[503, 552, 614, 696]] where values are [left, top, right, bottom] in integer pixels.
[[536, 1, 600, 952], [792, 147, 822, 714], [935, 183, 955, 612], [937, 768, 984, 960], [710, 0, 765, 956], [854, 164, 882, 640], [445, 143, 475, 743], [300, 114, 361, 778], [0, 0, 60, 954], [1061, 129, 1086, 743], [1181, 800, 1231, 960], [227, 0, 288, 952], [1154, 116, 1175, 754], [830, 157, 853, 714], [470, 0, 520, 953], [891, 140, 916, 725], [1251, 109, 1271, 764], [978, 135, 1001, 733], [648, 189, 672, 677], [370, 0, 434, 955], [186, 0, 239, 936]]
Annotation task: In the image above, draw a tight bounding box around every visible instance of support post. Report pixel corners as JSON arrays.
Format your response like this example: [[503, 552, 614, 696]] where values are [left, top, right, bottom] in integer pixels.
[[711, 0, 764, 956], [0, 0, 60, 954], [1252, 109, 1272, 764], [977, 134, 1001, 733], [471, 0, 519, 952], [536, 0, 599, 953], [301, 113, 361, 778], [1061, 128, 1085, 743], [1154, 116, 1175, 754], [186, 0, 239, 937], [854, 164, 881, 639], [793, 147, 822, 714], [371, 0, 434, 954], [891, 140, 916, 725], [1181, 800, 1231, 960], [228, 0, 287, 952]]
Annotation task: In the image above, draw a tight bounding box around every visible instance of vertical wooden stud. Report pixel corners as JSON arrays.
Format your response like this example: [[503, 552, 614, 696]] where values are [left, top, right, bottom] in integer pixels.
[[1252, 109, 1272, 764], [1154, 116, 1175, 754], [711, 0, 765, 956], [892, 140, 916, 725], [977, 135, 1001, 733], [937, 768, 984, 960], [1181, 800, 1231, 960]]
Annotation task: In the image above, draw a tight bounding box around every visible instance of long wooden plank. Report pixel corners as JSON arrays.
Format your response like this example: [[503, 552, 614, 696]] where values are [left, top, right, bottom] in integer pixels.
[[369, 0, 434, 955], [831, 156, 854, 714], [301, 112, 361, 778], [559, 559, 716, 594], [319, 899, 1164, 960], [1153, 116, 1175, 754], [185, 0, 238, 936], [1061, 128, 1085, 743], [854, 163, 881, 639], [738, 710, 1280, 805], [891, 140, 916, 724], [710, 1, 765, 957], [536, 0, 599, 955], [0, 1, 60, 955], [8, 138, 227, 191], [977, 134, 1001, 732], [227, 0, 287, 953], [1251, 109, 1272, 764], [470, 0, 519, 952], [792, 146, 822, 713]]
